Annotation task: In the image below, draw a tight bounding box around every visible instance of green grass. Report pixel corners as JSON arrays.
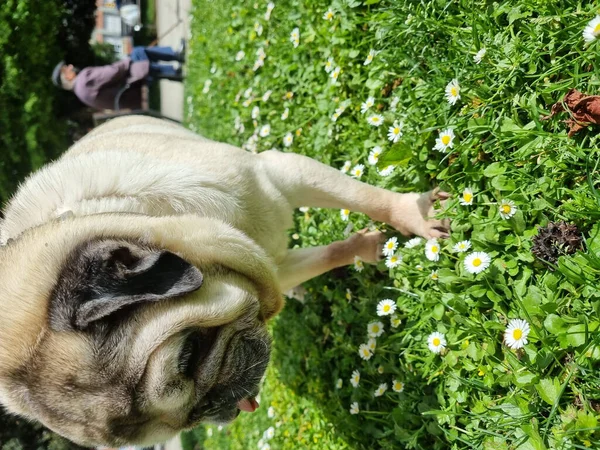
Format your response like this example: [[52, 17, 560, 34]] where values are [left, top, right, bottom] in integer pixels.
[[184, 0, 600, 448]]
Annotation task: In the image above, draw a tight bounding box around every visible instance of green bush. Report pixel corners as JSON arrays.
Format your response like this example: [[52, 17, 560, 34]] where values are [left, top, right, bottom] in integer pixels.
[[185, 0, 600, 449]]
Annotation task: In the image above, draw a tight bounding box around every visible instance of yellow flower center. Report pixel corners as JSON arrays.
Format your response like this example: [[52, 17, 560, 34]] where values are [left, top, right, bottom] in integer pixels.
[[450, 87, 458, 96], [463, 192, 473, 202], [367, 55, 373, 61], [372, 117, 380, 123], [502, 205, 511, 214], [362, 349, 369, 356], [373, 325, 379, 332], [343, 209, 349, 215], [383, 305, 390, 312], [431, 245, 439, 253], [595, 23, 600, 34], [326, 12, 333, 19], [441, 135, 451, 145], [393, 127, 400, 134], [513, 329, 523, 340], [387, 242, 394, 249], [390, 256, 397, 263], [432, 338, 441, 346], [431, 273, 438, 279], [395, 382, 403, 390], [472, 258, 482, 267]]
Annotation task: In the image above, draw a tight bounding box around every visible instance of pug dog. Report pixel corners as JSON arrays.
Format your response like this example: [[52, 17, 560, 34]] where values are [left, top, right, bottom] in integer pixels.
[[0, 116, 449, 447]]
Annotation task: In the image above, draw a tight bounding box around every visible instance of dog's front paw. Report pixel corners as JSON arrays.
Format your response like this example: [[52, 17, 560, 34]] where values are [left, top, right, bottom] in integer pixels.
[[389, 188, 451, 239], [343, 229, 386, 264]]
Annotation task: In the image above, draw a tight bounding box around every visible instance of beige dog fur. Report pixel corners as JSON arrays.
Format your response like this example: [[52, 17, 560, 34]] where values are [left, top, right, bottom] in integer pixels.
[[0, 116, 448, 446]]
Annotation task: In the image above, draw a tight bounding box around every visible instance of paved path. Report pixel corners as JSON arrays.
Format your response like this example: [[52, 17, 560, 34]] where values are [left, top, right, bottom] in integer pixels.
[[156, 0, 193, 122]]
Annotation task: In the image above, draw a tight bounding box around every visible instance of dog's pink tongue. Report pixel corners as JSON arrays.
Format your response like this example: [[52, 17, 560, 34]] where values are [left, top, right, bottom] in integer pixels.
[[237, 397, 259, 412]]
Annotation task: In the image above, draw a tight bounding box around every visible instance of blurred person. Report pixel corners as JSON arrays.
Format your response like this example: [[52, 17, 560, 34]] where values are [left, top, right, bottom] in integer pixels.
[[51, 41, 185, 110]]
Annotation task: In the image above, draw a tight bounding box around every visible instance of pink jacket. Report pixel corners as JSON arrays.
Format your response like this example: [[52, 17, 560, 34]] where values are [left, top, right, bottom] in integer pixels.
[[73, 58, 150, 110]]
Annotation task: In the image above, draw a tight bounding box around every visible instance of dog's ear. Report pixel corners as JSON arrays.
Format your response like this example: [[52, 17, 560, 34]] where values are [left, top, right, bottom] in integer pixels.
[[50, 240, 204, 330]]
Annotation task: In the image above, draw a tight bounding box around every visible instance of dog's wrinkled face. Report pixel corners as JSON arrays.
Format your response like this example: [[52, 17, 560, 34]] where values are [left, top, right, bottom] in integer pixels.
[[11, 238, 272, 447]]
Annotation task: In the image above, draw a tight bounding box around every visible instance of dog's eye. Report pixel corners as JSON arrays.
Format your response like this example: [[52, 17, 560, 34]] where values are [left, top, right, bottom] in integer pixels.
[[178, 330, 216, 378]]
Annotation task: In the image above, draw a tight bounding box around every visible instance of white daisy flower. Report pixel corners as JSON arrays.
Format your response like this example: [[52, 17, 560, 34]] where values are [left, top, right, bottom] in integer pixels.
[[453, 240, 471, 253], [367, 114, 384, 127], [262, 445, 271, 450], [350, 164, 364, 179], [367, 321, 384, 338], [378, 165, 394, 176], [353, 255, 364, 272], [368, 146, 382, 165], [360, 96, 375, 114], [382, 237, 398, 256], [434, 128, 455, 152], [290, 28, 300, 47], [346, 289, 352, 301], [390, 315, 401, 328], [404, 237, 422, 249], [259, 124, 271, 137], [474, 48, 486, 64], [264, 426, 275, 440], [252, 106, 260, 119], [207, 427, 213, 437], [331, 112, 340, 121], [256, 47, 266, 60], [363, 49, 379, 66], [392, 380, 404, 393], [464, 251, 491, 274], [283, 132, 293, 147], [265, 2, 275, 20], [504, 319, 531, 349], [254, 22, 264, 36], [330, 66, 341, 83], [430, 270, 439, 281], [385, 254, 402, 269], [299, 206, 309, 213], [340, 208, 350, 221], [498, 199, 517, 219], [267, 406, 275, 418], [425, 238, 441, 262], [350, 402, 359, 414], [358, 343, 373, 360], [377, 299, 397, 316], [202, 79, 212, 94], [281, 107, 289, 120], [253, 58, 264, 71], [378, 365, 384, 374], [387, 121, 403, 143], [390, 96, 400, 112], [583, 16, 600, 43], [427, 332, 446, 354], [367, 338, 377, 351], [459, 188, 474, 205], [340, 161, 351, 173], [262, 90, 272, 102], [416, 264, 423, 271], [323, 8, 334, 21], [243, 87, 253, 98], [336, 378, 343, 389], [235, 50, 245, 61], [445, 79, 461, 105], [350, 370, 360, 388], [374, 383, 387, 397], [325, 57, 335, 73]]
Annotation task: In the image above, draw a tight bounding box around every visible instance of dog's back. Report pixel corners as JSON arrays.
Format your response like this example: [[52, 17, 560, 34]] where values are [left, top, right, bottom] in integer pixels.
[[1, 116, 292, 260]]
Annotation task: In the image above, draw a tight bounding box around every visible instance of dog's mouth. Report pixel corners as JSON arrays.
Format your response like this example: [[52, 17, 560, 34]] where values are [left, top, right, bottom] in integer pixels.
[[181, 326, 270, 425]]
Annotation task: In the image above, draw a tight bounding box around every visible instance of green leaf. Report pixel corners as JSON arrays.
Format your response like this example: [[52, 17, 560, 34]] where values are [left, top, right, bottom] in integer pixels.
[[544, 314, 568, 335], [379, 142, 412, 167], [483, 162, 507, 177], [514, 371, 539, 387], [535, 378, 561, 406]]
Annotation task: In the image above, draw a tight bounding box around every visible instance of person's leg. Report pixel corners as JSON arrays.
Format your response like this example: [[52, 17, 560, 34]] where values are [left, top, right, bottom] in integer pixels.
[[149, 63, 182, 80], [130, 46, 149, 62], [145, 46, 179, 62]]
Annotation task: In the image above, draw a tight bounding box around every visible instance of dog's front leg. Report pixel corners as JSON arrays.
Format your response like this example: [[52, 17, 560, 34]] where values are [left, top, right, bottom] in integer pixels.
[[278, 230, 384, 292], [258, 151, 450, 239]]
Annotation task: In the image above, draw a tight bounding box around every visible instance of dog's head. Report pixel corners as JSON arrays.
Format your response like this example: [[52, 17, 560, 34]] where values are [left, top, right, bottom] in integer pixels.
[[0, 214, 283, 447]]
